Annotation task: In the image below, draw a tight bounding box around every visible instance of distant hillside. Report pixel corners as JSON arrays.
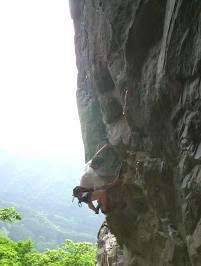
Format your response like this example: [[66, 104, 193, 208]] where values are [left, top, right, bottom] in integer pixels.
[[0, 150, 103, 250]]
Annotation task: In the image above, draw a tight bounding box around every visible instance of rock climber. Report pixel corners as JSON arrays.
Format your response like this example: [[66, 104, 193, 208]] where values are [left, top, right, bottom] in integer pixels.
[[73, 179, 122, 214], [72, 143, 123, 214]]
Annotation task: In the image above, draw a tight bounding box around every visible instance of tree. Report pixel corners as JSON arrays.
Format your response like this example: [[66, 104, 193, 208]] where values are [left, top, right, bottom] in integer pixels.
[[24, 240, 96, 266], [0, 208, 21, 223], [0, 234, 22, 266], [0, 235, 96, 266]]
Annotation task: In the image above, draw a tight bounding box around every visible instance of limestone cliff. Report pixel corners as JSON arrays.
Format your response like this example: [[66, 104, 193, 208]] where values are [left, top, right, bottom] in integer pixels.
[[96, 222, 124, 266], [70, 0, 201, 265]]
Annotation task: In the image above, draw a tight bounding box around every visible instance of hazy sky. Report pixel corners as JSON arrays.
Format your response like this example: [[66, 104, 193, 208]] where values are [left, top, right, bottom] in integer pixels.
[[0, 0, 84, 161]]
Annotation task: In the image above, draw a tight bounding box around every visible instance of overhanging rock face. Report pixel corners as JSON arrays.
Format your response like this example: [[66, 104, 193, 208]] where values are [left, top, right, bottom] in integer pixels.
[[70, 0, 201, 265]]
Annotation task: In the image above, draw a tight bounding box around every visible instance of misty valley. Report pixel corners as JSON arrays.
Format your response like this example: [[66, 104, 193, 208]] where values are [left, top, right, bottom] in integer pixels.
[[0, 150, 103, 251]]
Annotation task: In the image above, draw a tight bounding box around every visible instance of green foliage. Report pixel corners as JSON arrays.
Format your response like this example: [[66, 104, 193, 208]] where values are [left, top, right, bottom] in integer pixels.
[[25, 240, 96, 266], [0, 235, 96, 266], [0, 234, 21, 266], [0, 208, 21, 223]]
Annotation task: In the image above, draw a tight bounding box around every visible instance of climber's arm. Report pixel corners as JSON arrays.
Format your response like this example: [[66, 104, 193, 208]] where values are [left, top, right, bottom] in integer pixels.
[[98, 179, 122, 190]]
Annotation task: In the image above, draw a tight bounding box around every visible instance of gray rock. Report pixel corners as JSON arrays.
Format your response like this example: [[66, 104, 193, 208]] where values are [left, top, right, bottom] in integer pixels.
[[96, 222, 124, 266], [70, 0, 201, 264]]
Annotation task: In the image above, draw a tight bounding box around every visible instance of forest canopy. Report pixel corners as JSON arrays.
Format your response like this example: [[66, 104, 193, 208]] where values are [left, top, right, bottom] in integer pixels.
[[0, 235, 96, 266]]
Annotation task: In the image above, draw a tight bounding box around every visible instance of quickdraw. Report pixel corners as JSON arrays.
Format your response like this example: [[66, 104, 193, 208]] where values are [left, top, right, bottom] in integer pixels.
[[122, 88, 128, 116]]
